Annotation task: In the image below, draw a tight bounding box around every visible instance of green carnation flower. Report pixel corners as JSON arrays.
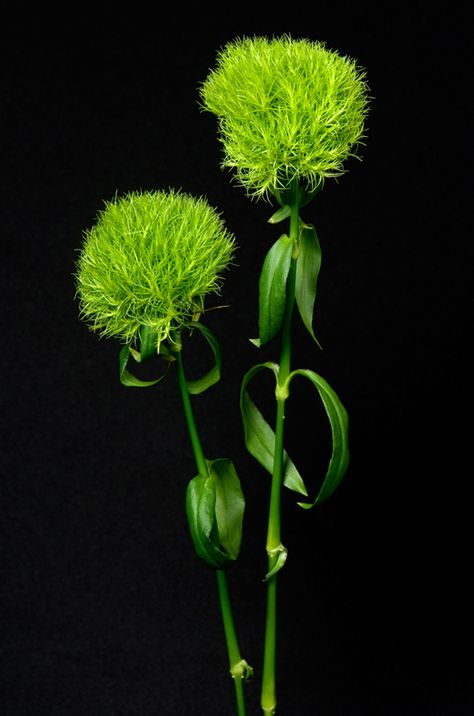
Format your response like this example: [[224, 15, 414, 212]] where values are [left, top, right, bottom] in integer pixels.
[[76, 190, 236, 349], [201, 35, 370, 198]]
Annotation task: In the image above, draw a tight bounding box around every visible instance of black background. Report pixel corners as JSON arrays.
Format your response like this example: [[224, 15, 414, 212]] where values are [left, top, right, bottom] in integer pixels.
[[1, 6, 472, 715]]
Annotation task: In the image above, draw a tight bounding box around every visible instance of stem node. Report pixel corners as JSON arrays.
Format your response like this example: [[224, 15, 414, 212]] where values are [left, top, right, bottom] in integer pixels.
[[264, 544, 288, 581], [274, 381, 289, 401], [230, 659, 254, 681]]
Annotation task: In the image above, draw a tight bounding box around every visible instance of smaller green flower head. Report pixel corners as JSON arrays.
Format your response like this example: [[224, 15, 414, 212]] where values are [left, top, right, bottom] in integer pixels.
[[201, 36, 370, 198], [76, 190, 236, 349]]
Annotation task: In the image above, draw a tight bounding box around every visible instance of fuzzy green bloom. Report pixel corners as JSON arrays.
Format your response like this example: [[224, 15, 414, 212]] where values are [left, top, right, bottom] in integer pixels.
[[201, 35, 369, 198], [76, 190, 236, 349]]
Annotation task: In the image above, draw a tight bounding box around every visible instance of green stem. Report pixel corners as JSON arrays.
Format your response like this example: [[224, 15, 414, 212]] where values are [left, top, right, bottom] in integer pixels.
[[176, 349, 207, 476], [261, 194, 300, 716], [175, 349, 247, 716], [216, 570, 248, 716]]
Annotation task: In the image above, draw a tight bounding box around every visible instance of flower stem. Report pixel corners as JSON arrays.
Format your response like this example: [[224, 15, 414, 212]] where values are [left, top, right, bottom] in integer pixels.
[[176, 348, 207, 476], [216, 569, 248, 716], [261, 194, 300, 715], [175, 348, 248, 716]]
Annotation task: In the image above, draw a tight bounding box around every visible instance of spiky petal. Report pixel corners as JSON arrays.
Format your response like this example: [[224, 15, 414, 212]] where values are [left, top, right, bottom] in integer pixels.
[[201, 35, 370, 198], [76, 190, 236, 348]]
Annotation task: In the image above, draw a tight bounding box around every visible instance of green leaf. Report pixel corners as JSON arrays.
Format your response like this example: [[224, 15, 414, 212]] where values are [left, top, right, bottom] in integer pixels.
[[295, 223, 322, 347], [186, 474, 230, 569], [264, 543, 288, 580], [119, 345, 169, 388], [258, 234, 293, 346], [268, 205, 291, 224], [240, 363, 308, 496], [186, 459, 245, 569], [139, 324, 159, 361], [211, 458, 245, 561], [286, 369, 349, 507], [183, 322, 221, 395]]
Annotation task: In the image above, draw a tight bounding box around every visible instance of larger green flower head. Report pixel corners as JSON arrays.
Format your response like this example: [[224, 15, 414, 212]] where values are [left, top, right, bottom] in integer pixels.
[[201, 36, 369, 198], [76, 190, 235, 349]]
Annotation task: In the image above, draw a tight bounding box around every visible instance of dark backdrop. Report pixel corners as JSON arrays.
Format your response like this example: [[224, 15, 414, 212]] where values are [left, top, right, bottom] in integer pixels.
[[1, 6, 472, 715]]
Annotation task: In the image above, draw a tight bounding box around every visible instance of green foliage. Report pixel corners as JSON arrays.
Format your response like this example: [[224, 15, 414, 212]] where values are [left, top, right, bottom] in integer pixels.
[[240, 360, 350, 509], [186, 459, 245, 569], [183, 322, 221, 395], [240, 362, 308, 496], [201, 35, 369, 198], [76, 190, 236, 350], [294, 222, 322, 346], [258, 234, 293, 346], [119, 343, 170, 388], [286, 369, 350, 508]]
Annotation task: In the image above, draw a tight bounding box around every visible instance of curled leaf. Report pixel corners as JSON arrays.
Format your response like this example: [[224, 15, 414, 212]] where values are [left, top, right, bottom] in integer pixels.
[[183, 321, 221, 394], [286, 369, 349, 507], [240, 363, 308, 496], [119, 345, 169, 388], [186, 474, 229, 569], [186, 459, 245, 569]]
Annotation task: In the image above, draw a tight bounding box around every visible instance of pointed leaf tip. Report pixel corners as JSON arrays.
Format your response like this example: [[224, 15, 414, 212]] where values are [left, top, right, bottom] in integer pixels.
[[295, 223, 322, 347], [268, 205, 291, 224]]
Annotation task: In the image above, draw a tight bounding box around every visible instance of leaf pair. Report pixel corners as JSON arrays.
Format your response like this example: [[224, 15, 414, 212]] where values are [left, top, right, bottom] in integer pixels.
[[240, 362, 349, 508], [119, 321, 221, 394], [240, 362, 308, 497], [186, 459, 245, 569], [257, 223, 321, 347]]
